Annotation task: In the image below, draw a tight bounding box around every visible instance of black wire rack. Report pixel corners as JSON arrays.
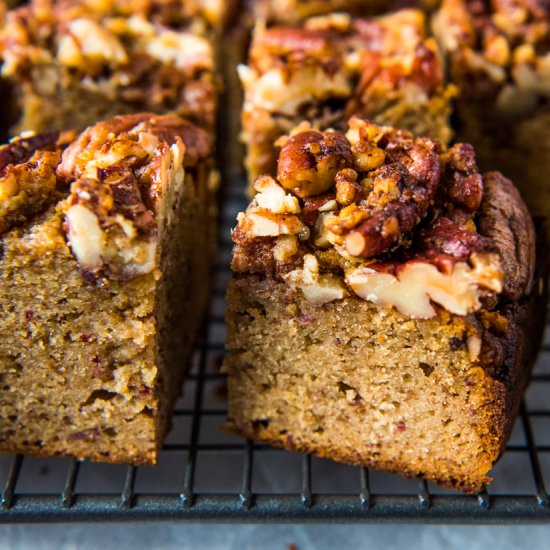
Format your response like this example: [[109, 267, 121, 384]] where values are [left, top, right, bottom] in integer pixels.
[[1, 182, 550, 524]]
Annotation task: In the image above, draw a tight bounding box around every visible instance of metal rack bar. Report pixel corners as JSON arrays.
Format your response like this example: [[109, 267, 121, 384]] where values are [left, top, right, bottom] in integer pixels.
[[301, 455, 312, 508], [61, 460, 80, 509], [180, 334, 209, 508], [239, 440, 254, 510], [359, 468, 371, 509], [520, 402, 549, 507], [1, 455, 22, 510], [1, 494, 550, 523], [120, 466, 136, 510]]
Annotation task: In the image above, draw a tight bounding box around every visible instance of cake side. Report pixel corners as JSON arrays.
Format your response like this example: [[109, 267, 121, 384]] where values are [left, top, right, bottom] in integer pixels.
[[223, 118, 543, 492], [0, 0, 218, 135], [0, 113, 214, 464], [240, 10, 454, 186]]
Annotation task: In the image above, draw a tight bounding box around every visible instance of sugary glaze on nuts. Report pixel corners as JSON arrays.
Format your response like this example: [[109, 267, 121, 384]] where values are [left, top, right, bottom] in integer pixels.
[[0, 113, 212, 282], [433, 0, 550, 119], [242, 10, 445, 118], [249, 0, 397, 24], [1, 0, 216, 129], [240, 9, 455, 182], [232, 117, 507, 319]]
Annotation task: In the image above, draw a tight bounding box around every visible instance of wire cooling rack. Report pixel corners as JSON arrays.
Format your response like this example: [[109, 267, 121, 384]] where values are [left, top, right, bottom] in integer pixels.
[[1, 180, 550, 524]]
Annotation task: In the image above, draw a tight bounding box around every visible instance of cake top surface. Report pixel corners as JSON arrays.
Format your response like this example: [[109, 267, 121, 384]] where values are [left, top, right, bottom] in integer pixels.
[[232, 117, 534, 318], [0, 113, 213, 282], [240, 9, 446, 116]]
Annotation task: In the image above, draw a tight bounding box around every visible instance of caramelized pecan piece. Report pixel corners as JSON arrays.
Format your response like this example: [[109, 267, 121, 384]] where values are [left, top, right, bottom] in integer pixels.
[[0, 131, 76, 235], [344, 131, 441, 258], [277, 130, 353, 198]]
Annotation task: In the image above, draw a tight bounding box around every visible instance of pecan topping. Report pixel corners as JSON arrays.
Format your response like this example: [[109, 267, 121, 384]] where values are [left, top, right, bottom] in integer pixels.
[[277, 130, 353, 198], [0, 131, 76, 235], [232, 116, 508, 318], [59, 113, 205, 281], [1, 2, 217, 131], [343, 118, 441, 258], [434, 0, 550, 118]]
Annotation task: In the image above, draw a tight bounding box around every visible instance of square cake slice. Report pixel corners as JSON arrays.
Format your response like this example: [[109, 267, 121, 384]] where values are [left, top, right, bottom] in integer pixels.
[[223, 117, 546, 492], [0, 0, 217, 135], [0, 113, 215, 464], [432, 0, 550, 225], [240, 9, 455, 187]]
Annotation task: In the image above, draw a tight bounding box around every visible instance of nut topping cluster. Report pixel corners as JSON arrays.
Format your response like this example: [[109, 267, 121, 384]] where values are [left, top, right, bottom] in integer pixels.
[[434, 0, 550, 118], [240, 9, 454, 182], [1, 0, 216, 129], [0, 131, 77, 234], [232, 117, 505, 318], [1, 113, 211, 283], [59, 113, 211, 281]]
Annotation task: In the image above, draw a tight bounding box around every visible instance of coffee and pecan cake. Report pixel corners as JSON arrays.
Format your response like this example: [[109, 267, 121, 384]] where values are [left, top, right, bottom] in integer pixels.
[[0, 0, 217, 136], [0, 113, 216, 464], [432, 0, 550, 223], [223, 117, 546, 492], [240, 9, 455, 188]]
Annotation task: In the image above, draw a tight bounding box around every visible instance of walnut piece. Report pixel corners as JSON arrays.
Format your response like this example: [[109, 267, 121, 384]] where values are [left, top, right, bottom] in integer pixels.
[[0, 131, 77, 235], [285, 254, 349, 306], [346, 253, 503, 318]]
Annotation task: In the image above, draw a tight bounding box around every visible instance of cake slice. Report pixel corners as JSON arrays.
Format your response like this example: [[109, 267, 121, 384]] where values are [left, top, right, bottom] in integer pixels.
[[432, 0, 550, 224], [0, 0, 217, 135], [223, 117, 546, 492], [240, 9, 455, 187], [0, 113, 215, 464]]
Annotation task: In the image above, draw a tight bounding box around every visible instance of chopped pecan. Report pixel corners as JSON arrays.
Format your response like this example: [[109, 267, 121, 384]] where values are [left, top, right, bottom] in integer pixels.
[[344, 129, 441, 258], [60, 113, 202, 281], [277, 130, 353, 198], [0, 131, 76, 235], [440, 143, 484, 212], [418, 216, 495, 261]]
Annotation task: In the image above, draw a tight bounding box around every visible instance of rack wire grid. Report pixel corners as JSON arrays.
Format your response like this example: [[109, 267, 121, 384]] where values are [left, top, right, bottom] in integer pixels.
[[1, 178, 550, 524]]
